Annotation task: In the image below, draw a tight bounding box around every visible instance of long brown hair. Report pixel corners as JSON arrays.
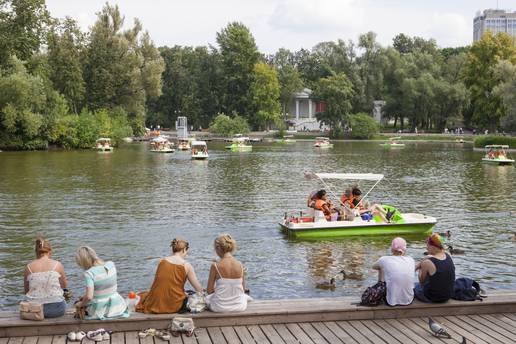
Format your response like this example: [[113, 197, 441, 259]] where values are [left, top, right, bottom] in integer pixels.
[[35, 237, 52, 258]]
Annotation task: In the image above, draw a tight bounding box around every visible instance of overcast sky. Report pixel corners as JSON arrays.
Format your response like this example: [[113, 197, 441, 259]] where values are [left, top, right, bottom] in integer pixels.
[[45, 0, 513, 53]]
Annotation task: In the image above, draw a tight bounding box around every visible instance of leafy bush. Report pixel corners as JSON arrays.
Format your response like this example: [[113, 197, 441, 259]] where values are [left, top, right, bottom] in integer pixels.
[[474, 135, 516, 148], [209, 113, 249, 136], [349, 113, 380, 139]]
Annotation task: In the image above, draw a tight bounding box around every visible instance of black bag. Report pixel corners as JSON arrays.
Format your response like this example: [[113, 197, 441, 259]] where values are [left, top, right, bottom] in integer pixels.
[[360, 281, 386, 306], [452, 278, 485, 301]]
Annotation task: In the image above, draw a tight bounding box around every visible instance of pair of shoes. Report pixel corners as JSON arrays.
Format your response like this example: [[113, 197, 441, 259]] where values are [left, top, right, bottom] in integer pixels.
[[86, 329, 110, 342], [138, 328, 156, 338], [67, 331, 86, 341], [155, 330, 171, 341]]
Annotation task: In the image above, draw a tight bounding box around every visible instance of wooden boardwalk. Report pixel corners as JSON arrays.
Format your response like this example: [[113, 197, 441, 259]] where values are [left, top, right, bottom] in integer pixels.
[[1, 313, 515, 344]]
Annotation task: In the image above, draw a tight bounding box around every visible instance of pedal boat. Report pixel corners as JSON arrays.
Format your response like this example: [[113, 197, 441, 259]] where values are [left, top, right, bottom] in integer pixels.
[[279, 173, 436, 239], [380, 137, 405, 148], [150, 136, 175, 153], [225, 134, 252, 152], [314, 137, 333, 148], [191, 141, 209, 160], [481, 145, 514, 165], [94, 138, 114, 152]]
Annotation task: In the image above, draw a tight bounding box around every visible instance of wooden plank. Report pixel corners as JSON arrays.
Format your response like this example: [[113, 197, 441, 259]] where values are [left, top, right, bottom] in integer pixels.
[[272, 324, 299, 344], [346, 321, 385, 344], [139, 334, 154, 344], [35, 337, 52, 344], [490, 313, 516, 328], [431, 316, 489, 344], [396, 318, 447, 344], [0, 339, 8, 344], [167, 333, 183, 344], [335, 321, 371, 344], [247, 325, 270, 344], [21, 338, 38, 344], [322, 322, 359, 344], [443, 316, 503, 344], [361, 320, 401, 343], [478, 314, 516, 336], [458, 315, 515, 343], [297, 323, 328, 344], [207, 327, 227, 344], [182, 332, 197, 344], [471, 314, 516, 341], [259, 325, 285, 344], [124, 332, 141, 344], [81, 336, 96, 344], [285, 323, 315, 344], [385, 319, 432, 344], [110, 332, 125, 344], [220, 327, 242, 344], [311, 323, 344, 344], [373, 319, 415, 343], [233, 326, 256, 344], [503, 313, 516, 321], [51, 337, 65, 344], [7, 338, 23, 344], [195, 328, 213, 344]]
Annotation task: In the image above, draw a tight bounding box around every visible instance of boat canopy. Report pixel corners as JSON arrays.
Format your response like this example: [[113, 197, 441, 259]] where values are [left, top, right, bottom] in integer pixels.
[[151, 136, 168, 143], [485, 145, 509, 149], [191, 140, 207, 146], [315, 137, 329, 140], [233, 137, 249, 142], [314, 173, 384, 181], [96, 138, 111, 142]]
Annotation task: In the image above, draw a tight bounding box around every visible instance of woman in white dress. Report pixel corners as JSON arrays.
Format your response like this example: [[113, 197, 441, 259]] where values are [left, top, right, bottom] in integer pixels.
[[205, 234, 251, 312]]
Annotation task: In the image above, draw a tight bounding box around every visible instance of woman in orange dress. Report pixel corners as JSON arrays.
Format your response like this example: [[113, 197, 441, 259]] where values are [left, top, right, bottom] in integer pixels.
[[136, 238, 203, 314]]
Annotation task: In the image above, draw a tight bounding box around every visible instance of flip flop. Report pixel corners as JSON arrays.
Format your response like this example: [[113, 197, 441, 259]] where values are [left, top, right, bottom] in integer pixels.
[[138, 328, 156, 338]]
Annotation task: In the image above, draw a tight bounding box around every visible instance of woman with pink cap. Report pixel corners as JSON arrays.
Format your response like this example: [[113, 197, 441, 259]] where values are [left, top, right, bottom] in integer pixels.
[[414, 233, 455, 303], [372, 237, 415, 306]]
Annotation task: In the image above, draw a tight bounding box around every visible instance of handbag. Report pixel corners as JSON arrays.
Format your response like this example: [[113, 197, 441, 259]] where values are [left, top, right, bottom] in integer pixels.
[[168, 317, 195, 337], [360, 281, 386, 306], [187, 292, 206, 313], [19, 301, 44, 321]]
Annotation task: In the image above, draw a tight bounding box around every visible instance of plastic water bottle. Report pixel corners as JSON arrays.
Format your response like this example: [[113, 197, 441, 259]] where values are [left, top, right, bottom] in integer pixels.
[[126, 292, 140, 313]]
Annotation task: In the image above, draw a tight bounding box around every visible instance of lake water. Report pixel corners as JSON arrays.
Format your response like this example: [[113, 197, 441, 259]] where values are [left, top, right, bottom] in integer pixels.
[[0, 140, 515, 309]]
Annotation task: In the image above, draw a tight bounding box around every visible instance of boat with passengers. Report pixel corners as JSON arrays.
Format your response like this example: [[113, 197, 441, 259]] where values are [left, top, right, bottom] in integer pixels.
[[225, 134, 252, 152], [150, 136, 175, 153], [95, 138, 114, 152], [280, 172, 437, 239], [482, 145, 514, 165], [314, 137, 333, 149], [380, 137, 405, 148], [177, 138, 191, 151], [276, 135, 297, 144], [191, 140, 209, 160]]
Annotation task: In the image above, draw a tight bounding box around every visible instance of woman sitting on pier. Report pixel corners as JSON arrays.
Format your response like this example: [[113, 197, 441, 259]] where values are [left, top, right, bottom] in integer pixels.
[[414, 234, 455, 303], [136, 238, 203, 314], [74, 246, 129, 320], [24, 237, 68, 318], [206, 234, 251, 312]]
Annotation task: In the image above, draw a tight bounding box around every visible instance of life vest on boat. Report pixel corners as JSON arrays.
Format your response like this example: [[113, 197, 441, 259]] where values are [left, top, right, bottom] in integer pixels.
[[315, 199, 332, 219], [340, 195, 354, 208]]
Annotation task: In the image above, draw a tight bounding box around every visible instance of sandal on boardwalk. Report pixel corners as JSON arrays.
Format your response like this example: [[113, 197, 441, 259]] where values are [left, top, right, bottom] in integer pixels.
[[170, 331, 180, 337], [138, 328, 157, 338], [185, 329, 194, 337], [155, 330, 171, 341]]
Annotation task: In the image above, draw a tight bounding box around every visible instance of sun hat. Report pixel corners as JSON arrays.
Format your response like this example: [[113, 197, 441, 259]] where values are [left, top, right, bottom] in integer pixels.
[[391, 237, 407, 253], [426, 233, 444, 249]]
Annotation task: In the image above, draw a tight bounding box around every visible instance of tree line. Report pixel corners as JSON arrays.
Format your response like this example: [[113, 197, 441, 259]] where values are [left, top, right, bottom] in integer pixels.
[[1, 0, 515, 149]]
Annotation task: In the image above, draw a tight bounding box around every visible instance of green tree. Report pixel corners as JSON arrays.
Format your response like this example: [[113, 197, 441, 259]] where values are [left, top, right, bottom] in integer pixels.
[[209, 113, 249, 136], [463, 32, 516, 131], [47, 17, 85, 114], [313, 73, 354, 129], [250, 62, 281, 130], [216, 22, 260, 120], [349, 113, 379, 139], [0, 0, 50, 66], [493, 60, 516, 132], [277, 65, 303, 119]]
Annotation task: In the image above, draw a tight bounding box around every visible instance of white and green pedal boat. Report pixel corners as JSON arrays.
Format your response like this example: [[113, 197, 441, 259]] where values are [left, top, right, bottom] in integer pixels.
[[280, 172, 436, 239], [482, 145, 514, 165]]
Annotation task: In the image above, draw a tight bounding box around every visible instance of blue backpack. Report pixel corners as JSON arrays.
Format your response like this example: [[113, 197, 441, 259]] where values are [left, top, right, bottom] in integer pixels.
[[452, 278, 484, 301]]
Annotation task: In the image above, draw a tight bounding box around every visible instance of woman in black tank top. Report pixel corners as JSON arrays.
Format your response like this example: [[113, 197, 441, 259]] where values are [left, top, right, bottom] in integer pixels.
[[414, 234, 455, 303]]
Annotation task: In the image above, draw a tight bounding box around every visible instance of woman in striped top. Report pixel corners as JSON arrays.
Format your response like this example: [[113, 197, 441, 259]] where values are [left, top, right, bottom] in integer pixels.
[[74, 246, 129, 320]]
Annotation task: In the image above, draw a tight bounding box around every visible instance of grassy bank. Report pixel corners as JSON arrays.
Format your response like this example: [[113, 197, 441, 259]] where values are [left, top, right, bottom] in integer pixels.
[[473, 135, 516, 148]]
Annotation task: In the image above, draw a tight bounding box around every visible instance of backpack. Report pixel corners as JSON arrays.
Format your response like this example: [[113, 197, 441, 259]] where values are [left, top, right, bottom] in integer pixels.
[[452, 278, 485, 301], [360, 281, 386, 306]]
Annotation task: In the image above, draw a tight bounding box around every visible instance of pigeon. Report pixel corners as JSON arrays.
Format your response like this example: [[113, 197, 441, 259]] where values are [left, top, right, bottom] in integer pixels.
[[428, 317, 452, 338], [461, 336, 467, 344]]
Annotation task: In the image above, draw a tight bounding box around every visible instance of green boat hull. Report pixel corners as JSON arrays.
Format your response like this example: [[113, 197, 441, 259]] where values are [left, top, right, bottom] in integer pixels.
[[280, 222, 434, 239]]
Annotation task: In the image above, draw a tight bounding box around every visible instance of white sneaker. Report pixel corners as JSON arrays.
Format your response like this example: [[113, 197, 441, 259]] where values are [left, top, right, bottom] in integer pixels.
[[67, 332, 77, 341], [76, 331, 86, 341], [86, 330, 104, 342], [101, 330, 110, 341]]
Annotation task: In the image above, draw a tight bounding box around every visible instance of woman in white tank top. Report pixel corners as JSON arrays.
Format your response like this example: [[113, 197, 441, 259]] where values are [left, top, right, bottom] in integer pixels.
[[24, 237, 68, 318], [205, 234, 251, 312]]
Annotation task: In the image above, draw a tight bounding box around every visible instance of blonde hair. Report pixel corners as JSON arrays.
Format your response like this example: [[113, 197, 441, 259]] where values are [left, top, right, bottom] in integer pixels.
[[75, 246, 103, 270], [35, 236, 52, 258], [214, 234, 236, 257], [170, 238, 189, 253]]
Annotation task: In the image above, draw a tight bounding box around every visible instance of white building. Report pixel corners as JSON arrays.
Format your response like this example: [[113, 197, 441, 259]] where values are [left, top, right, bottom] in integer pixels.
[[286, 88, 328, 131], [473, 9, 516, 42]]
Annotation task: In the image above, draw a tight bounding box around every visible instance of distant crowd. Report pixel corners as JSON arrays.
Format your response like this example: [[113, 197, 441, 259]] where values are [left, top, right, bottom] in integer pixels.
[[23, 233, 454, 320]]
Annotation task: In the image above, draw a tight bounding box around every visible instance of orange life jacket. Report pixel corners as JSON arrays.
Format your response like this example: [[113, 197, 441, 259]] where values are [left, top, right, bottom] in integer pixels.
[[315, 199, 331, 217]]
